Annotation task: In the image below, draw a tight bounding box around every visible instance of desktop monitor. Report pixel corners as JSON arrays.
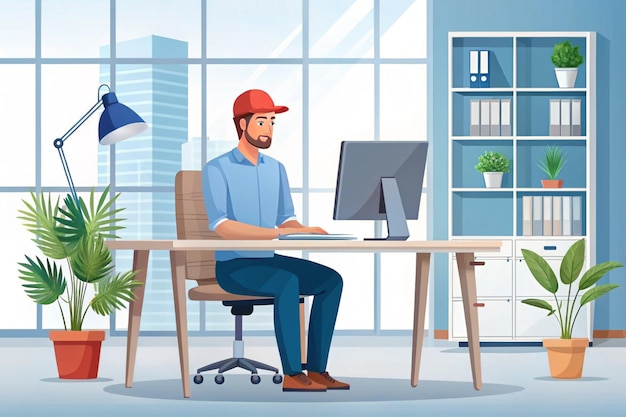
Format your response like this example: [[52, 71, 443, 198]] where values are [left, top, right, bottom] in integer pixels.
[[333, 141, 428, 240]]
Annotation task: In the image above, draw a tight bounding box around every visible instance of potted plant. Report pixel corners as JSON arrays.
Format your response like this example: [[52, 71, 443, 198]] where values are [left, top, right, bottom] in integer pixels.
[[17, 186, 141, 379], [551, 40, 584, 88], [474, 150, 510, 188], [521, 238, 622, 378], [538, 145, 567, 188]]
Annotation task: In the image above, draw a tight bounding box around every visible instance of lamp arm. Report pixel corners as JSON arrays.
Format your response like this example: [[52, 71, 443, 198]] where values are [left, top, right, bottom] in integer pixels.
[[53, 98, 104, 205]]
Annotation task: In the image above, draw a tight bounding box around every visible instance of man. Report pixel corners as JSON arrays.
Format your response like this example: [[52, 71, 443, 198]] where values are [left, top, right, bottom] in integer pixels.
[[202, 89, 349, 392]]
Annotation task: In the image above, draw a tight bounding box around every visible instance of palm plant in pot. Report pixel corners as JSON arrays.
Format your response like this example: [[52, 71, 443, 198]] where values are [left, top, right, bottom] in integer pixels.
[[538, 145, 567, 188], [474, 150, 510, 188], [551, 40, 584, 88], [521, 238, 622, 378], [17, 186, 141, 379]]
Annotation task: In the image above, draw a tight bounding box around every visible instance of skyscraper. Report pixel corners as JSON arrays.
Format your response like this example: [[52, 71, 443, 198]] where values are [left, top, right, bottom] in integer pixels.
[[100, 35, 196, 331]]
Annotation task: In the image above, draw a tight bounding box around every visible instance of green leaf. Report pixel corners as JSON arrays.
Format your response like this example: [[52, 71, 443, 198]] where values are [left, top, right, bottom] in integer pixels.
[[71, 234, 114, 283], [17, 256, 66, 304], [580, 284, 619, 306], [522, 249, 558, 293], [579, 261, 624, 290], [17, 192, 70, 260], [55, 194, 87, 253], [91, 271, 142, 316], [82, 186, 126, 239], [522, 298, 555, 314], [560, 238, 585, 284]]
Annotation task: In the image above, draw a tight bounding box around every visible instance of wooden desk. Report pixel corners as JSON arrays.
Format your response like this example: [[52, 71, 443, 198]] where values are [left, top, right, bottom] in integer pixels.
[[105, 239, 502, 398]]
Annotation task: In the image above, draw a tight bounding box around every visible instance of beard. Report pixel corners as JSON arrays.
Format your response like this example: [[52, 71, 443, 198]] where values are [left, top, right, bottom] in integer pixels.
[[244, 129, 272, 149]]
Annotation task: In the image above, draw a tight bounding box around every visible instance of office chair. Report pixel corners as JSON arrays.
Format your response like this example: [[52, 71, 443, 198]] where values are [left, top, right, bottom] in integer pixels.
[[174, 170, 306, 385]]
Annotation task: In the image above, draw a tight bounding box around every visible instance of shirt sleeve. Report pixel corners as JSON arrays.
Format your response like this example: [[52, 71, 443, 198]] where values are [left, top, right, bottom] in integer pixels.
[[276, 162, 296, 226], [202, 161, 229, 231]]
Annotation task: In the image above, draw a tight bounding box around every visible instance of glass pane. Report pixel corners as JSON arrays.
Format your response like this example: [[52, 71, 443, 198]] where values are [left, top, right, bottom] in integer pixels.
[[206, 0, 301, 58], [116, 0, 201, 58], [0, 65, 36, 186], [206, 65, 303, 187], [110, 62, 193, 187], [0, 0, 35, 58], [41, 65, 108, 188], [309, 0, 374, 58], [380, 193, 428, 330], [0, 193, 38, 329], [309, 64, 374, 189], [42, 0, 110, 58], [380, 0, 427, 58]]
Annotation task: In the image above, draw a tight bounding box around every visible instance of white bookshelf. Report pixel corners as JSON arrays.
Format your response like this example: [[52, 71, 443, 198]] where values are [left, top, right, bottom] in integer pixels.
[[447, 31, 596, 343]]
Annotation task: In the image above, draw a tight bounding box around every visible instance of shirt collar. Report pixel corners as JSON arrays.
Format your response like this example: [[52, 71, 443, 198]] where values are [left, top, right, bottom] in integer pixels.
[[231, 147, 265, 165]]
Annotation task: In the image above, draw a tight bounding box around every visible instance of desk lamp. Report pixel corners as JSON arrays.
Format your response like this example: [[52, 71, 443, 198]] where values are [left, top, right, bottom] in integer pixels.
[[53, 84, 148, 203]]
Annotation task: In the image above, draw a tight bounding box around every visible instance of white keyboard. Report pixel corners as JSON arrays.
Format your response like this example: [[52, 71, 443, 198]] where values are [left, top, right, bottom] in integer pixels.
[[277, 233, 358, 240]]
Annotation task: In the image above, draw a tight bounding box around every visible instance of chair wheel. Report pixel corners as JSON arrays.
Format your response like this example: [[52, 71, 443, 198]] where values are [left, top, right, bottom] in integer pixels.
[[272, 374, 283, 384], [251, 374, 261, 384], [215, 374, 225, 384], [193, 374, 204, 384]]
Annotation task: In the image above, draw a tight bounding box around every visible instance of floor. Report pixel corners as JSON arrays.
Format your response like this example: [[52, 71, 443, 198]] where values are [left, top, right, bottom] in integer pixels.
[[2, 335, 626, 417]]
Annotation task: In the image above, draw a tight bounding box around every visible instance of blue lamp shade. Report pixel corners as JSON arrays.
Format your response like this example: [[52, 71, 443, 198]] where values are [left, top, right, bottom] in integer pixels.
[[98, 92, 148, 145]]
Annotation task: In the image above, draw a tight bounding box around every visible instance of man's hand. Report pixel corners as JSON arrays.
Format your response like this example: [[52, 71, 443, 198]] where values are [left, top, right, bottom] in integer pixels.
[[280, 226, 328, 235]]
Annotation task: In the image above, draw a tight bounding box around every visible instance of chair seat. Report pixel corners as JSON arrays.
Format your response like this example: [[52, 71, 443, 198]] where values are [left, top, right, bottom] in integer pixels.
[[188, 284, 270, 302]]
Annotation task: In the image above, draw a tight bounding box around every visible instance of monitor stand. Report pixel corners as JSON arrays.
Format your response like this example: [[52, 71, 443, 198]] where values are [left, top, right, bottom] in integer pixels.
[[364, 177, 410, 241]]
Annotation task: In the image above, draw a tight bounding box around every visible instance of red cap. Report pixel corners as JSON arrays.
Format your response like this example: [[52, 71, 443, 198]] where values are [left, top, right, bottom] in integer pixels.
[[233, 89, 289, 118]]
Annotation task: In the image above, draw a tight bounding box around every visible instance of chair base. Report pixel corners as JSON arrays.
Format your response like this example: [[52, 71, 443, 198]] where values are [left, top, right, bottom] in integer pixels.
[[197, 356, 279, 375]]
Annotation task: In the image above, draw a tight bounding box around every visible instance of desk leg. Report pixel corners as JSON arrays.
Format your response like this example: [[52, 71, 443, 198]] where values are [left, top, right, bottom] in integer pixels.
[[126, 249, 150, 389], [456, 252, 482, 390], [411, 252, 431, 387], [170, 251, 190, 398]]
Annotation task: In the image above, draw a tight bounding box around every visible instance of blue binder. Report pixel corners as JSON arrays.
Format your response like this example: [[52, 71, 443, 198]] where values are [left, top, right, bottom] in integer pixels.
[[469, 50, 479, 87], [479, 50, 490, 88]]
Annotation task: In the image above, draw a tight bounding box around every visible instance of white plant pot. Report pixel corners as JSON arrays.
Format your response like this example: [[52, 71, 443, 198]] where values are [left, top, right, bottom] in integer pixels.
[[483, 172, 503, 188], [555, 68, 578, 88]]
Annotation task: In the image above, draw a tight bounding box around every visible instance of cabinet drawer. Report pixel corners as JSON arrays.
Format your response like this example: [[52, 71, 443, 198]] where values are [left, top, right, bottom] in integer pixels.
[[451, 299, 513, 339], [515, 299, 589, 339], [515, 239, 581, 258], [515, 258, 587, 298], [453, 239, 513, 258], [452, 258, 513, 298]]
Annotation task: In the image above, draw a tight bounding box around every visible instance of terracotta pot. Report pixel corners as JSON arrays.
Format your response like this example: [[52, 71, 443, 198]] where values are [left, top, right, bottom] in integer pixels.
[[541, 179, 563, 188], [543, 337, 589, 379], [49, 330, 105, 379]]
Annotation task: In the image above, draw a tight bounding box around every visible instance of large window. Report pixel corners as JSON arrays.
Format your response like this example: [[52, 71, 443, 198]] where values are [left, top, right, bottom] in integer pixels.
[[0, 0, 429, 336]]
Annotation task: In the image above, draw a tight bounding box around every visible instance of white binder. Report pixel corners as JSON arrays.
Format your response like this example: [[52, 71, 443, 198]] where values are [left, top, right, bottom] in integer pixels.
[[550, 99, 561, 136], [572, 196, 582, 235], [543, 195, 553, 236], [500, 99, 511, 136], [480, 99, 490, 136], [562, 195, 572, 236], [571, 99, 582, 136], [470, 99, 480, 136], [552, 196, 562, 236], [532, 196, 543, 236], [490, 100, 500, 136], [561, 99, 571, 136], [523, 196, 532, 236]]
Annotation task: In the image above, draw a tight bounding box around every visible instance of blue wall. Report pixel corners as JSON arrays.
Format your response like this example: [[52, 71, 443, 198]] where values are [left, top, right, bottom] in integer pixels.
[[432, 0, 626, 331]]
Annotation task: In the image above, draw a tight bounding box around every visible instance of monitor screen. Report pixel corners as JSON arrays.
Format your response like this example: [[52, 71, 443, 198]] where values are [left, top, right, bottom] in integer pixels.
[[333, 141, 428, 240]]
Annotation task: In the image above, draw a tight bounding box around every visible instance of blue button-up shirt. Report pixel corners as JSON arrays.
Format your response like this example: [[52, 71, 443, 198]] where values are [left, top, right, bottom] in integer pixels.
[[202, 147, 296, 261]]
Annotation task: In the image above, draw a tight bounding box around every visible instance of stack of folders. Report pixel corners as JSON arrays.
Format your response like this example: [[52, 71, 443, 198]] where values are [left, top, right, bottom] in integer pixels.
[[549, 99, 582, 136], [470, 99, 511, 136], [522, 195, 583, 236], [469, 50, 490, 88]]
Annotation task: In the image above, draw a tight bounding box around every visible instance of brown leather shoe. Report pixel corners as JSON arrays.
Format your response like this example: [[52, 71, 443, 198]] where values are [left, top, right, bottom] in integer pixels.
[[283, 372, 327, 392], [307, 371, 350, 390]]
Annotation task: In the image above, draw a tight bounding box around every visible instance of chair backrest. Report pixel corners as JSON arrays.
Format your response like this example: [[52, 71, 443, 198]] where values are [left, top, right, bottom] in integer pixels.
[[174, 170, 221, 286]]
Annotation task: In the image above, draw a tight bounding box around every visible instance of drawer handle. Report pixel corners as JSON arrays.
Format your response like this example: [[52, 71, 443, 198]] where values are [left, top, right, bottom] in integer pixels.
[[474, 303, 485, 307], [470, 261, 485, 266], [543, 245, 557, 251]]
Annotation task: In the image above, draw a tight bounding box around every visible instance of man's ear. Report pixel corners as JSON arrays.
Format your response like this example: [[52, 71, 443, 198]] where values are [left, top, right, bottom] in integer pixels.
[[239, 117, 247, 132]]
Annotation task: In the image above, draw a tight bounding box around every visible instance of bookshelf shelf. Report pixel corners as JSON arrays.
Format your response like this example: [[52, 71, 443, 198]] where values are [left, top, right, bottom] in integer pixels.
[[448, 31, 596, 343]]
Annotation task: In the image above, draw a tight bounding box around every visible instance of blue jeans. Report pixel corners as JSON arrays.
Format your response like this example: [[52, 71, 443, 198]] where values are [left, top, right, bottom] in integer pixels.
[[215, 254, 343, 375]]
